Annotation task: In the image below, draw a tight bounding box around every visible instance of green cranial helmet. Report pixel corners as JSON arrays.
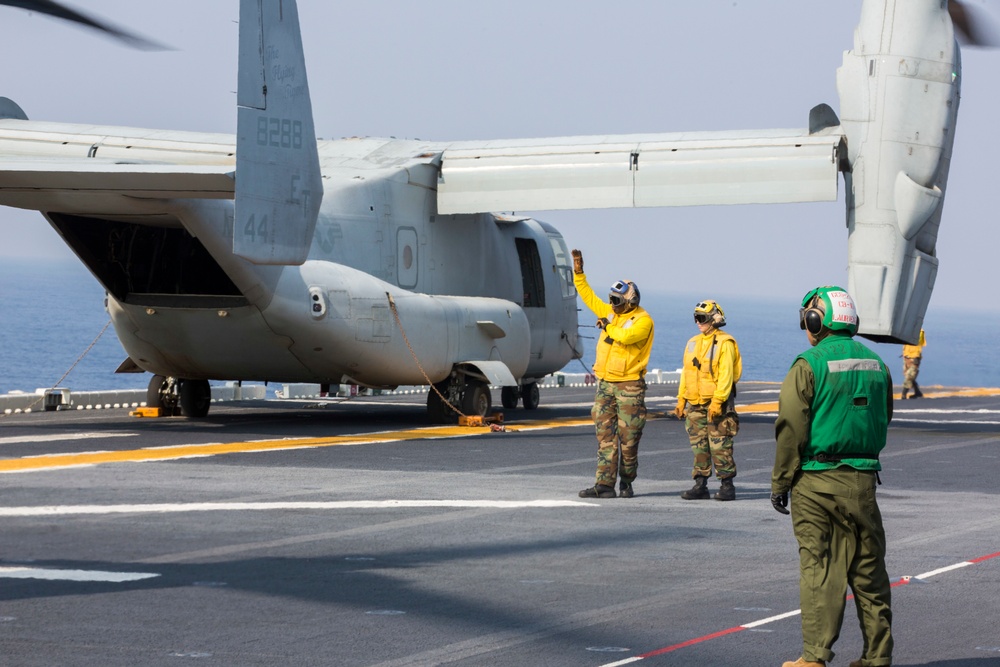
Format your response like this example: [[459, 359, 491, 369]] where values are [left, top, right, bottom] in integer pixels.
[[799, 285, 859, 336]]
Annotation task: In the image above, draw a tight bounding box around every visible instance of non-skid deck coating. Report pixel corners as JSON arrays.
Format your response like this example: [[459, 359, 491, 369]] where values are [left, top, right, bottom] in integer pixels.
[[1, 381, 997, 667]]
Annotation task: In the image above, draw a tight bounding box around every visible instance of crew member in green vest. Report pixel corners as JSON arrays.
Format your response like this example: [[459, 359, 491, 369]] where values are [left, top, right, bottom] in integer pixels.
[[772, 286, 894, 667]]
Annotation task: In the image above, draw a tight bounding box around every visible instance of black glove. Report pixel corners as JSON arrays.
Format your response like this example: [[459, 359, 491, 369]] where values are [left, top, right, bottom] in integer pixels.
[[770, 492, 790, 515], [571, 249, 584, 274], [596, 317, 610, 330]]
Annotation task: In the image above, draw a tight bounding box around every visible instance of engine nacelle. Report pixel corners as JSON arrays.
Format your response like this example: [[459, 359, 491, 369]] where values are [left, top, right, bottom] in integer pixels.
[[838, 0, 961, 344]]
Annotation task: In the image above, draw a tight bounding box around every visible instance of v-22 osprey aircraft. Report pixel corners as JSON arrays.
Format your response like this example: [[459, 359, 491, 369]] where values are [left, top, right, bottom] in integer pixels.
[[0, 0, 970, 420]]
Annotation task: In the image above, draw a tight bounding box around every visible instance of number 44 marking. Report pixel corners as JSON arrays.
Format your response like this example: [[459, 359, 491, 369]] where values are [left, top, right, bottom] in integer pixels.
[[243, 214, 269, 243]]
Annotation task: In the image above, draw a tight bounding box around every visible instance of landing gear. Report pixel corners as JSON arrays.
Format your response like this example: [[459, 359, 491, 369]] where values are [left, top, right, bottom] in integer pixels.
[[520, 381, 540, 410], [461, 380, 492, 417], [146, 374, 178, 414], [425, 373, 493, 424], [179, 379, 212, 418], [146, 375, 211, 418], [426, 380, 452, 424], [501, 386, 520, 409], [502, 382, 539, 411], [499, 382, 541, 411], [422, 372, 542, 422]]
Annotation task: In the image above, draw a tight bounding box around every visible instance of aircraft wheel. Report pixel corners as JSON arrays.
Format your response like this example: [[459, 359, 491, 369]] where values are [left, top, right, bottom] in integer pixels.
[[146, 374, 178, 412], [501, 386, 520, 409], [521, 382, 540, 410], [426, 384, 451, 424], [179, 379, 212, 418], [461, 380, 492, 417], [146, 375, 167, 408]]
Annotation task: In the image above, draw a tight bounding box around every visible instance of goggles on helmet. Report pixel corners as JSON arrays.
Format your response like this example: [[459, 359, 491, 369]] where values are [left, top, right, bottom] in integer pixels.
[[693, 300, 723, 326], [609, 280, 629, 307]]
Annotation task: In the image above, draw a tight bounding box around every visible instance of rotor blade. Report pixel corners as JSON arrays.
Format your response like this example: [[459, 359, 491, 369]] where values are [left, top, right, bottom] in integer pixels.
[[2, 0, 170, 50], [949, 0, 1000, 48]]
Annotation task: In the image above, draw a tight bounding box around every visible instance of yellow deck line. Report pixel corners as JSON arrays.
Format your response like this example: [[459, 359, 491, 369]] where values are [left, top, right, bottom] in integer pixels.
[[731, 387, 1000, 416], [738, 401, 779, 413], [0, 418, 595, 473], [3, 388, 997, 473]]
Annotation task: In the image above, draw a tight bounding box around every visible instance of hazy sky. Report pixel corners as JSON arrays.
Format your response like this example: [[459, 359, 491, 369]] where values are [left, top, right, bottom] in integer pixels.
[[2, 1, 998, 312]]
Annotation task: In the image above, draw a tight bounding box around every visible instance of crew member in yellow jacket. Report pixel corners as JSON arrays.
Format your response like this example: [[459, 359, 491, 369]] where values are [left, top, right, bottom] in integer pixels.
[[571, 249, 655, 499], [674, 300, 743, 501], [901, 329, 926, 399]]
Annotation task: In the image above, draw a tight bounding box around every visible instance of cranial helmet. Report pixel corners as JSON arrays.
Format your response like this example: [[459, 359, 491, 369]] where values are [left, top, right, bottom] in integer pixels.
[[609, 279, 640, 313], [799, 286, 858, 336], [694, 300, 726, 327]]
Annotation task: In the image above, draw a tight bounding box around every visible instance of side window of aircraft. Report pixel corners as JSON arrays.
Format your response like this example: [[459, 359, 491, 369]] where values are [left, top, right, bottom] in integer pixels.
[[515, 237, 545, 308], [547, 234, 576, 299]]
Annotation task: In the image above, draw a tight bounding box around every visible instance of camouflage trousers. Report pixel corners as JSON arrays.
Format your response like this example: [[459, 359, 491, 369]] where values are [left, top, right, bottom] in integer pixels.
[[684, 404, 738, 479], [902, 357, 921, 389], [591, 379, 647, 487]]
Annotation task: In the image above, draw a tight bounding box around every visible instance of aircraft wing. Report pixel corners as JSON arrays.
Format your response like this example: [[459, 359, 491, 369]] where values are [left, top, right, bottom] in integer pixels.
[[0, 119, 235, 216], [437, 128, 843, 214]]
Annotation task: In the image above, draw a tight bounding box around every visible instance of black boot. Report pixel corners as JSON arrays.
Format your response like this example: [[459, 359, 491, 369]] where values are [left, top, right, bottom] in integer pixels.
[[619, 481, 634, 499], [911, 382, 923, 399], [579, 484, 616, 498], [714, 477, 736, 501], [680, 475, 710, 500], [901, 387, 908, 400]]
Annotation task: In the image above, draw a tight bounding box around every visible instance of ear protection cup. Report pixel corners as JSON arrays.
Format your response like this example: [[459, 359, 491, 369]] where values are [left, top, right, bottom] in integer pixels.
[[803, 308, 823, 334], [799, 286, 858, 336], [799, 290, 824, 336], [628, 282, 640, 307], [801, 293, 825, 334]]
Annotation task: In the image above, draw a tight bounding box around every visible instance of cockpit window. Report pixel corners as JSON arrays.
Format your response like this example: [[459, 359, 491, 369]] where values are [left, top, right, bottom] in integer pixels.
[[548, 234, 576, 299]]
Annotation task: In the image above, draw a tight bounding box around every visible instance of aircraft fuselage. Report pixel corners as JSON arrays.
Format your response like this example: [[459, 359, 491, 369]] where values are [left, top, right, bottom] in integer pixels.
[[46, 136, 579, 391]]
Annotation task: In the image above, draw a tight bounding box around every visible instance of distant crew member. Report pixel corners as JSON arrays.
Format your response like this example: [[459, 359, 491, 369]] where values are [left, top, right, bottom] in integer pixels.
[[571, 249, 654, 499], [772, 286, 893, 667], [902, 328, 926, 399], [673, 300, 742, 501]]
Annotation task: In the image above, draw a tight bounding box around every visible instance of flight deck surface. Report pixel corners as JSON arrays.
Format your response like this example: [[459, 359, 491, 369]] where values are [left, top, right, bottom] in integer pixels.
[[1, 381, 998, 666]]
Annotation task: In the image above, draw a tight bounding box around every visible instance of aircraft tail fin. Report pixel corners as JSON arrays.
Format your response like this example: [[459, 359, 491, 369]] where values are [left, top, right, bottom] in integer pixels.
[[234, 0, 323, 265]]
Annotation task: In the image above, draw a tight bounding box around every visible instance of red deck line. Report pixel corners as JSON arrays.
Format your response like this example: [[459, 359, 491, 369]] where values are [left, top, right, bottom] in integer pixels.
[[601, 549, 998, 666]]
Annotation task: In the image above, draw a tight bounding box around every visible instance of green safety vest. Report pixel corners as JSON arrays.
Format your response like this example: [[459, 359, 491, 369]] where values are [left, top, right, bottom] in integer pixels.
[[796, 334, 889, 471]]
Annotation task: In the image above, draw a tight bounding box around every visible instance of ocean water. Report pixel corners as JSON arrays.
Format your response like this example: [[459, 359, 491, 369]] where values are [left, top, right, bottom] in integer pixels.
[[579, 292, 1000, 389], [2, 258, 998, 394]]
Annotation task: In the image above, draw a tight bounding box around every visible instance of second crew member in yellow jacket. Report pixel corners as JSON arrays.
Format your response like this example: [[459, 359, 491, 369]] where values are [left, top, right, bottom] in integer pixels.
[[571, 249, 654, 499], [674, 300, 743, 501], [901, 329, 925, 399]]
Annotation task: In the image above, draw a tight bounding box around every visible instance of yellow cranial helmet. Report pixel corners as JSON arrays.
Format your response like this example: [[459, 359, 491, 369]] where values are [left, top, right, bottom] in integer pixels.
[[694, 300, 726, 327]]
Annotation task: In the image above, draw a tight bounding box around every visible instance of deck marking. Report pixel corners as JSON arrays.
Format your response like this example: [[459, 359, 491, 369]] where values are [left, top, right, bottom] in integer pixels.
[[0, 499, 593, 517], [2, 388, 997, 473], [0, 432, 136, 445], [0, 566, 159, 582], [595, 549, 1000, 666], [0, 417, 603, 473]]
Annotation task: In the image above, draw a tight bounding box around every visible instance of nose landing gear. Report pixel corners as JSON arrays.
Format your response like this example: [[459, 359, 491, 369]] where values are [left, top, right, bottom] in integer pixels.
[[146, 375, 212, 418]]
